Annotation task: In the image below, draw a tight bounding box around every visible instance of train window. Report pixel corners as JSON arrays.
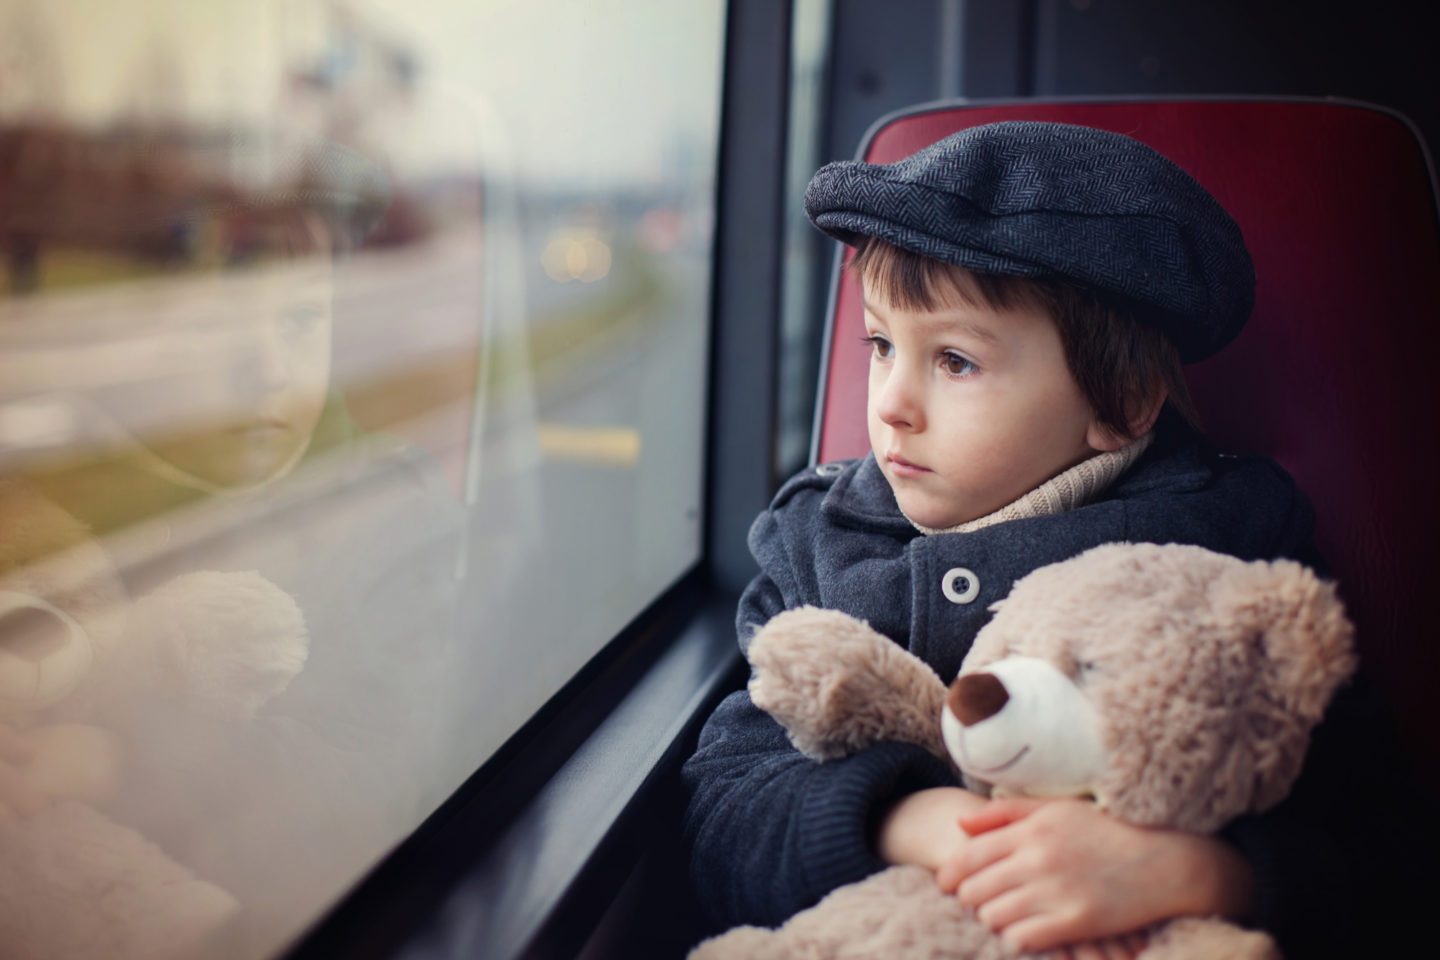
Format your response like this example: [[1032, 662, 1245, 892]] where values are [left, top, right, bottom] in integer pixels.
[[775, 0, 833, 480], [0, 1, 724, 957]]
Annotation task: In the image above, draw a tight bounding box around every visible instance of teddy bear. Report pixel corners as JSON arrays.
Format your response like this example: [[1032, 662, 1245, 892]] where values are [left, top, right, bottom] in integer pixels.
[[689, 541, 1357, 960], [0, 477, 310, 960]]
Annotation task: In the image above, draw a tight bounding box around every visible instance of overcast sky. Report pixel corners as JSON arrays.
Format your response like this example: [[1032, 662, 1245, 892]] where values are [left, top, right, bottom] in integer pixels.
[[0, 0, 725, 187]]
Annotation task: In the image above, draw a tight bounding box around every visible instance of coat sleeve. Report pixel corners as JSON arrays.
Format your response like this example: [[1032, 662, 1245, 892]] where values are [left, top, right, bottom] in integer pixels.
[[680, 568, 956, 928]]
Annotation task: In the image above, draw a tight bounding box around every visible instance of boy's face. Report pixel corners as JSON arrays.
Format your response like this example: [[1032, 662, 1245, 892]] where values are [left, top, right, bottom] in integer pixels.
[[94, 256, 334, 489], [864, 284, 1111, 529]]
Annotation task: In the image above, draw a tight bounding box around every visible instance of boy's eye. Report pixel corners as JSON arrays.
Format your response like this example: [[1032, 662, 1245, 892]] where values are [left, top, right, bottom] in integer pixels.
[[281, 303, 327, 338], [863, 335, 893, 359], [942, 352, 976, 376]]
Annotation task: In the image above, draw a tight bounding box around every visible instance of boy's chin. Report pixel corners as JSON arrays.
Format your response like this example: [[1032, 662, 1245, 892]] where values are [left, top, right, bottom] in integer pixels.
[[146, 429, 310, 491], [892, 491, 973, 530]]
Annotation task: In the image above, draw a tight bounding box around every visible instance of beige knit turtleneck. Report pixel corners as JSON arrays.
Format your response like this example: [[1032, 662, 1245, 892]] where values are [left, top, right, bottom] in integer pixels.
[[906, 432, 1154, 536]]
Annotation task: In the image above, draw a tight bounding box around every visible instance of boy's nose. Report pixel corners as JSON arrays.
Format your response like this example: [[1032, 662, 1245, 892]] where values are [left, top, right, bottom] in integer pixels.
[[243, 327, 295, 393], [873, 367, 924, 430]]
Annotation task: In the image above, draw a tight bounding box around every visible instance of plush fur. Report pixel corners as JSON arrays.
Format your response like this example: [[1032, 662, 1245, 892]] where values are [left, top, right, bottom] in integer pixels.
[[0, 803, 240, 960], [691, 542, 1356, 960], [0, 479, 309, 959]]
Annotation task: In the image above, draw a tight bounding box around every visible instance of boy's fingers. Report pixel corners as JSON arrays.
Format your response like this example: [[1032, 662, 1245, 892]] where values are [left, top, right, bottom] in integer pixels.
[[0, 727, 34, 764], [0, 765, 48, 818], [958, 796, 1049, 835], [974, 885, 1039, 933], [1001, 914, 1081, 956], [1098, 938, 1137, 960], [944, 828, 1020, 887], [1122, 932, 1149, 955], [936, 858, 963, 893], [955, 857, 1026, 908]]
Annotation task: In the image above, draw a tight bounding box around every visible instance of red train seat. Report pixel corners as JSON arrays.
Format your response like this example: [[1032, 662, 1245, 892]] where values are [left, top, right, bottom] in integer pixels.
[[813, 98, 1440, 785]]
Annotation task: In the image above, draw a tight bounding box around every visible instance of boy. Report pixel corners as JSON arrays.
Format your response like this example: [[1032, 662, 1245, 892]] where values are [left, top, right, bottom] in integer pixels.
[[684, 122, 1418, 958]]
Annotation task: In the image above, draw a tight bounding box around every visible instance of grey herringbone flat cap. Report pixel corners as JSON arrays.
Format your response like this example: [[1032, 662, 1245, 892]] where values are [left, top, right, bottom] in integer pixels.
[[805, 120, 1254, 362]]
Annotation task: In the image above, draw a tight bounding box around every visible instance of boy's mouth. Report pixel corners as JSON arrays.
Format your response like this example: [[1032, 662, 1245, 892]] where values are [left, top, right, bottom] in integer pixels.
[[886, 452, 931, 477]]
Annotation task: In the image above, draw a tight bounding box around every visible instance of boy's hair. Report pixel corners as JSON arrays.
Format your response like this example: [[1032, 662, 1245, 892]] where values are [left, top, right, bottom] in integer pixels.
[[850, 237, 1199, 439]]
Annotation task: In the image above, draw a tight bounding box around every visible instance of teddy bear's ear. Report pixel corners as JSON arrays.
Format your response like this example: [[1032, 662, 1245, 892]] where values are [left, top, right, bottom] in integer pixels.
[[1211, 558, 1358, 808], [1222, 560, 1357, 720]]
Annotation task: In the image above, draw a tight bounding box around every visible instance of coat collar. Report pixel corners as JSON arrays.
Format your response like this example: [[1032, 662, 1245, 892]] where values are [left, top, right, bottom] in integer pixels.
[[820, 453, 916, 536]]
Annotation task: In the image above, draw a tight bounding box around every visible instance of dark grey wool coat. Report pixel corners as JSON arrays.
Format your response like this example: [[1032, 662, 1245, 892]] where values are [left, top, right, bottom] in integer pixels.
[[683, 425, 1424, 958]]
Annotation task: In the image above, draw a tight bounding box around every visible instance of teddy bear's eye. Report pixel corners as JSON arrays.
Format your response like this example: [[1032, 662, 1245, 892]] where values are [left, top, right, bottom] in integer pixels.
[[1058, 655, 1099, 682]]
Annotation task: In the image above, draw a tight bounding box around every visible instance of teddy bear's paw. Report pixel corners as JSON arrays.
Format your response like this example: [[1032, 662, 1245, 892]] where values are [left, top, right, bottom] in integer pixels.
[[136, 571, 309, 719], [747, 607, 949, 762], [1141, 917, 1279, 960], [0, 801, 240, 960]]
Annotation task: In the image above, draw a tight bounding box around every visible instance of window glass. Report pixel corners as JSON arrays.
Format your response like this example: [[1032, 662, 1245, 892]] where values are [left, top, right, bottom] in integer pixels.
[[0, 1, 724, 957]]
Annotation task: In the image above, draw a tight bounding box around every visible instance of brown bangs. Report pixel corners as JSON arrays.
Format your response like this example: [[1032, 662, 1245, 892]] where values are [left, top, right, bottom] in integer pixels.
[[848, 235, 1039, 315], [848, 236, 1200, 439]]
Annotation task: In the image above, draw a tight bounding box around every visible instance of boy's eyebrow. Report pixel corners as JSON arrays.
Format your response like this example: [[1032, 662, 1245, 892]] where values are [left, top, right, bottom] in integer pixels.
[[862, 296, 1001, 345]]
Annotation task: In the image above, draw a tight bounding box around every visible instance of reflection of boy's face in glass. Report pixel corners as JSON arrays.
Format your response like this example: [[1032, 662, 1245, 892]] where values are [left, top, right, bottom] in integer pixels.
[[154, 259, 333, 488], [99, 253, 335, 491]]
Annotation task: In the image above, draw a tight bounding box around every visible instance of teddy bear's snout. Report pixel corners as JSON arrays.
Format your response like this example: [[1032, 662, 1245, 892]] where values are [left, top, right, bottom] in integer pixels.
[[0, 602, 72, 662], [947, 672, 1009, 727], [0, 590, 95, 712], [941, 656, 1110, 797]]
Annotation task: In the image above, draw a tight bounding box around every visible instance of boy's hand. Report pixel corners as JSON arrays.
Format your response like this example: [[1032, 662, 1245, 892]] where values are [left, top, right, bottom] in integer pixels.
[[935, 797, 1254, 954], [876, 786, 987, 871], [0, 726, 48, 818]]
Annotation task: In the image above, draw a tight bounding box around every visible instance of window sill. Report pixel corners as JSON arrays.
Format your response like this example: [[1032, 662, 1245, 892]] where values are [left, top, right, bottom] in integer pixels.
[[385, 593, 742, 960]]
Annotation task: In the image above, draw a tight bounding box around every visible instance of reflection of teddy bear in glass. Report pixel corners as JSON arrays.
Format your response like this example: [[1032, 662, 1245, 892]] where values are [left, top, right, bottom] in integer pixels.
[[0, 478, 310, 960], [5, 146, 467, 957]]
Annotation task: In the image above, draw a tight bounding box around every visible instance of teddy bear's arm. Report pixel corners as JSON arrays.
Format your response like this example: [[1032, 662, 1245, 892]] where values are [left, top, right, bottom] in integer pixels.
[[747, 607, 950, 764]]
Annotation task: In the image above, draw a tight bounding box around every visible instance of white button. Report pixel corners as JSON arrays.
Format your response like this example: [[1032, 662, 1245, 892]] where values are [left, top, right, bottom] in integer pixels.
[[815, 462, 844, 477], [941, 567, 980, 604]]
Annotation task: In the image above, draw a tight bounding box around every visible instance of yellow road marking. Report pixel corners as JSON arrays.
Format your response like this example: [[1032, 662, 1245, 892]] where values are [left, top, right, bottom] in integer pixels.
[[537, 424, 641, 466]]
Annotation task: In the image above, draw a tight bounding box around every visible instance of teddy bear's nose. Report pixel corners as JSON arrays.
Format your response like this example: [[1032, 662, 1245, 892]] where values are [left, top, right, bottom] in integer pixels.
[[947, 672, 1009, 726]]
